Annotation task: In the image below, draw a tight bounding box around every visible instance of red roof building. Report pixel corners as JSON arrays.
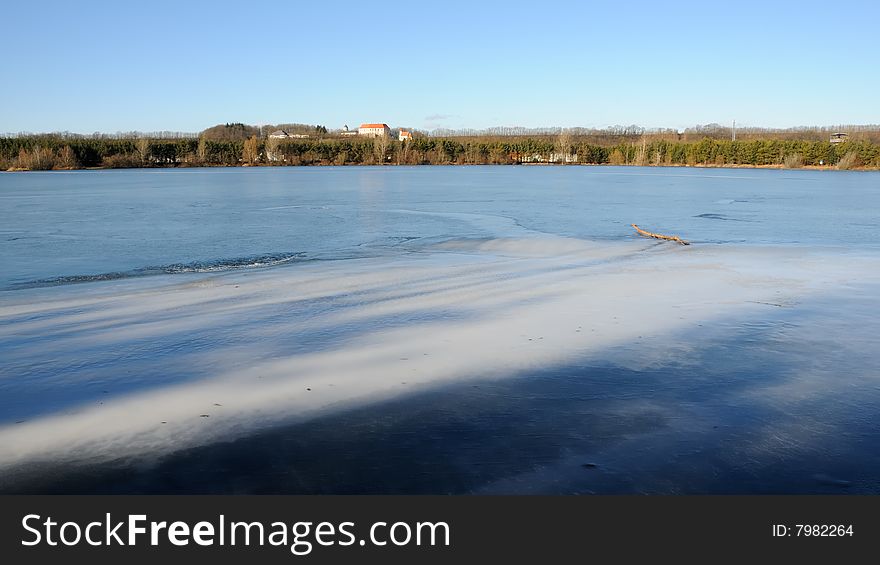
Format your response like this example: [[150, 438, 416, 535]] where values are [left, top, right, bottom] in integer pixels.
[[358, 123, 390, 137]]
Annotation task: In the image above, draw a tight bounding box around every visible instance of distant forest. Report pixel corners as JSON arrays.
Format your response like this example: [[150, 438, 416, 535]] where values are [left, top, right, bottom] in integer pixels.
[[2, 123, 879, 170]]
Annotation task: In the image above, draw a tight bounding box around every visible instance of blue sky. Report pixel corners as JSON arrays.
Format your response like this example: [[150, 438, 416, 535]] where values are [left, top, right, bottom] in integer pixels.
[[3, 0, 878, 134]]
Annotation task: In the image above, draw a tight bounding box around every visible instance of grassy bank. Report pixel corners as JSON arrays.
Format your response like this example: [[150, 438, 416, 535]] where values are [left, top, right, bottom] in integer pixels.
[[3, 135, 879, 171]]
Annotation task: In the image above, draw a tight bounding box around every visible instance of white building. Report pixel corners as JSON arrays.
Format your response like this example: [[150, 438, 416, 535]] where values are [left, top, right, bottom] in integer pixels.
[[268, 130, 290, 139], [399, 129, 413, 142], [549, 152, 578, 163], [358, 123, 390, 137]]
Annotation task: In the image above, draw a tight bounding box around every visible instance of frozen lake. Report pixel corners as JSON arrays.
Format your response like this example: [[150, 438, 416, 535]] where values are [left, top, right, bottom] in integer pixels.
[[1, 166, 879, 493], [2, 166, 879, 288]]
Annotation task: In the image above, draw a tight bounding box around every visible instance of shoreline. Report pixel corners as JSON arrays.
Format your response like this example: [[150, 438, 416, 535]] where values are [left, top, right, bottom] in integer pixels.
[[4, 162, 879, 173]]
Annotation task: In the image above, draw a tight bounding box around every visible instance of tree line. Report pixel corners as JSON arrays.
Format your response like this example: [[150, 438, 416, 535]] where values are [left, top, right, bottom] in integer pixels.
[[2, 134, 878, 170]]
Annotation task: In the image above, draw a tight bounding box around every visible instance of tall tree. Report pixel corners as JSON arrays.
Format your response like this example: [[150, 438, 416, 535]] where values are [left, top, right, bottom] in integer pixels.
[[197, 137, 209, 163], [265, 135, 280, 162], [136, 138, 150, 163], [373, 134, 388, 164], [243, 135, 259, 164], [556, 129, 573, 164]]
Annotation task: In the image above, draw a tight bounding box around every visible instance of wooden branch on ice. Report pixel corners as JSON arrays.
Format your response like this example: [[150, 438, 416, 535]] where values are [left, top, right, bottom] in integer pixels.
[[631, 224, 690, 245]]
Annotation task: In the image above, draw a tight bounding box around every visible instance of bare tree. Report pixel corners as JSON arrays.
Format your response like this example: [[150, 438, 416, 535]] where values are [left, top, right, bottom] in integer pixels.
[[243, 135, 259, 164], [373, 134, 389, 164], [265, 135, 280, 163], [57, 145, 79, 169], [556, 129, 573, 164], [634, 138, 648, 166], [197, 137, 209, 163], [136, 138, 150, 163]]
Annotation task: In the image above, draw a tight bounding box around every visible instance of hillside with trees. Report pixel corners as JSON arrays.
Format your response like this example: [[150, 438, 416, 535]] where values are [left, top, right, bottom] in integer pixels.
[[200, 123, 260, 141]]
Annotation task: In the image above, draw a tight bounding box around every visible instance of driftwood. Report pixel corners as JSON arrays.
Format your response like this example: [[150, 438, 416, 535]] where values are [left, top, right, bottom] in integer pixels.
[[631, 224, 690, 245]]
